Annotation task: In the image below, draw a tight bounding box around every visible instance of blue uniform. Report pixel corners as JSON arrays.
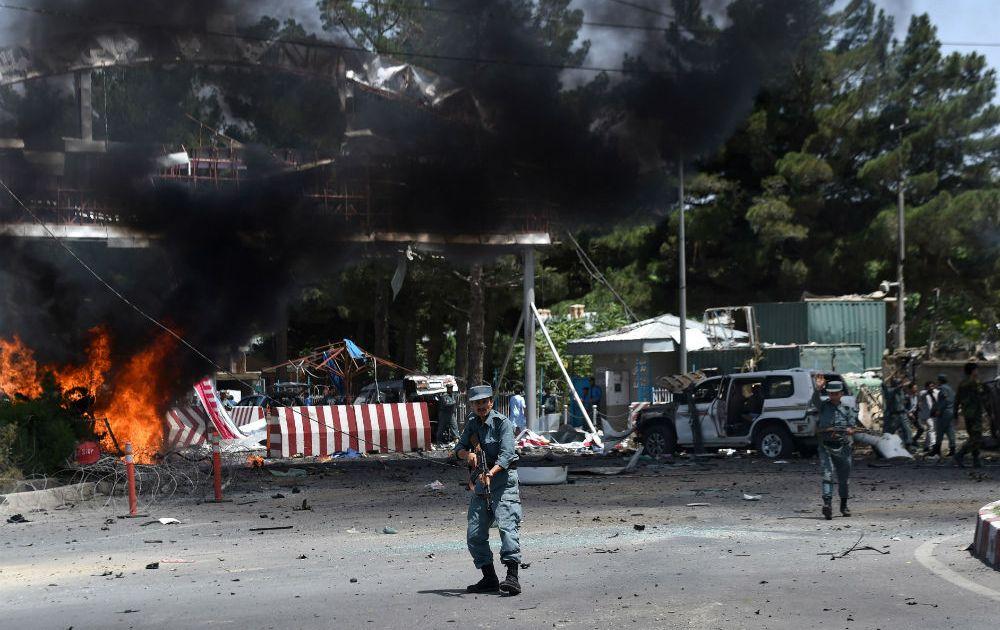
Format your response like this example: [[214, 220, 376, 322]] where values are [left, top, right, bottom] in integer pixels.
[[454, 410, 522, 568], [435, 393, 459, 443], [817, 399, 856, 500]]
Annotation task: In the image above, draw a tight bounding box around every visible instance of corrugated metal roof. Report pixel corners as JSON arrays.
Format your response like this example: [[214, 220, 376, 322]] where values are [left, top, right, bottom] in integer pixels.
[[565, 313, 713, 356]]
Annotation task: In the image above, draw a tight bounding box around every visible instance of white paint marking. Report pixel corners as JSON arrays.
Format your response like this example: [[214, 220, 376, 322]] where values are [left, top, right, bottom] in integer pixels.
[[914, 534, 1000, 603]]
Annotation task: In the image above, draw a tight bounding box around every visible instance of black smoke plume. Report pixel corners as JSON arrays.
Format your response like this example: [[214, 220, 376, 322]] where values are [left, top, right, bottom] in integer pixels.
[[0, 0, 824, 398]]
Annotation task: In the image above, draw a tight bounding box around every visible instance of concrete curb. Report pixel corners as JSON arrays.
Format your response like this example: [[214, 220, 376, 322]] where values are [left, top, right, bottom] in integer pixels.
[[972, 499, 1000, 569], [0, 482, 97, 512]]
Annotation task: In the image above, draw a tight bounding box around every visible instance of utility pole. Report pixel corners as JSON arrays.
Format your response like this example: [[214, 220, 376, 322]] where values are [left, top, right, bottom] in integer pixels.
[[891, 120, 908, 350], [523, 248, 537, 431], [678, 159, 688, 374]]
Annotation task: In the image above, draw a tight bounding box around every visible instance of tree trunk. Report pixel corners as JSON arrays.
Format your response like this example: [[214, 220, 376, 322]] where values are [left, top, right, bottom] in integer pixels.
[[455, 317, 469, 387], [482, 292, 498, 384], [375, 286, 390, 359], [468, 264, 485, 385], [426, 319, 444, 373], [402, 320, 417, 371]]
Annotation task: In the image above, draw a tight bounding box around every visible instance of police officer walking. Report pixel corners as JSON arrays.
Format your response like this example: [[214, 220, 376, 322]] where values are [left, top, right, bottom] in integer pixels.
[[954, 362, 986, 468], [454, 384, 522, 596], [817, 381, 856, 520]]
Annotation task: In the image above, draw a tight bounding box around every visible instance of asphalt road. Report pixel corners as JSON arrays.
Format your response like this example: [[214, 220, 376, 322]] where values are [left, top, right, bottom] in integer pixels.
[[3, 453, 1000, 629]]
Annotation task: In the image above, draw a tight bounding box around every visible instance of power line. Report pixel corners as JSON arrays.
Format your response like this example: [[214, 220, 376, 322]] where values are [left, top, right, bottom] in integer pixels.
[[565, 230, 638, 323], [604, 0, 675, 19]]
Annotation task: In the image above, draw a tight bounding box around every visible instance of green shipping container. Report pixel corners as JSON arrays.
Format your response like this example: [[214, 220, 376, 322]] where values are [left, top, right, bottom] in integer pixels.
[[688, 344, 865, 375], [752, 301, 885, 371]]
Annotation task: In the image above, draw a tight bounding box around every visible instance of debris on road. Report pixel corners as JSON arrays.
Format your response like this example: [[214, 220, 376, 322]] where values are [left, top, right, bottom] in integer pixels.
[[249, 525, 294, 532], [6, 513, 29, 523], [425, 480, 445, 490], [161, 558, 194, 564], [272, 493, 285, 499], [743, 494, 762, 501], [633, 524, 646, 531], [293, 499, 311, 511], [820, 534, 890, 559], [382, 526, 398, 534], [158, 518, 181, 525], [686, 503, 710, 507], [270, 468, 308, 478], [350, 577, 358, 583], [145, 562, 159, 570]]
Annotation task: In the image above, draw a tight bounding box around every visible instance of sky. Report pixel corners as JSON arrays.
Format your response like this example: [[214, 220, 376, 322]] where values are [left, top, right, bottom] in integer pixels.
[[0, 1, 995, 92], [569, 0, 1000, 91]]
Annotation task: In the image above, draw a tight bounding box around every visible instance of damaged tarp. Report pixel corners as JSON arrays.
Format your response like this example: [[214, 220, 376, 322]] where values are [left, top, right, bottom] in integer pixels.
[[515, 427, 600, 453]]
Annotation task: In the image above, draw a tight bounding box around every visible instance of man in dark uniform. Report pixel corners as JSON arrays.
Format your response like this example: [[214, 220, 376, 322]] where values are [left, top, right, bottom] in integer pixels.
[[954, 362, 986, 468], [817, 381, 856, 520], [454, 384, 522, 596], [930, 374, 957, 458], [435, 383, 459, 444], [881, 377, 912, 447]]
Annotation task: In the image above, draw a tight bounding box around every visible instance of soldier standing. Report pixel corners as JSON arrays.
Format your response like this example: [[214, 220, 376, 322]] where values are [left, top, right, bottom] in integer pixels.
[[954, 362, 986, 468], [454, 384, 522, 596], [435, 383, 459, 444], [881, 377, 913, 447], [930, 374, 957, 459], [817, 381, 856, 520]]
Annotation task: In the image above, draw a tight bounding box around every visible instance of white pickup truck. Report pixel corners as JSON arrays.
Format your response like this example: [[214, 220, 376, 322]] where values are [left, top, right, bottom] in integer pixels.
[[632, 369, 857, 459]]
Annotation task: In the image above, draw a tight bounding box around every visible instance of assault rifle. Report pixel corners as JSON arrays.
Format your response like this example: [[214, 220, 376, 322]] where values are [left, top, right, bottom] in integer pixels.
[[466, 433, 494, 517]]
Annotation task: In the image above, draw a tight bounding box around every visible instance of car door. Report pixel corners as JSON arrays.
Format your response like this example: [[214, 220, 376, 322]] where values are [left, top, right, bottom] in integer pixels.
[[675, 377, 723, 444]]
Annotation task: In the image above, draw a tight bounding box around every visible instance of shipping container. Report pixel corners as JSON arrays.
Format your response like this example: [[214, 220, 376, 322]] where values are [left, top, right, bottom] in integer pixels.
[[688, 344, 865, 375], [752, 301, 885, 370]]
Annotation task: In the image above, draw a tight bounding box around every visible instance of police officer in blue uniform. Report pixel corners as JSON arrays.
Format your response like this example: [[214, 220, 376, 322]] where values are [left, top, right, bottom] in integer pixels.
[[817, 380, 856, 520], [455, 384, 522, 595]]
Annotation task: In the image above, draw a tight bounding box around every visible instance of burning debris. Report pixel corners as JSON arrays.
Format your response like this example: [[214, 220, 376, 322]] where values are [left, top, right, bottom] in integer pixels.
[[0, 329, 178, 462]]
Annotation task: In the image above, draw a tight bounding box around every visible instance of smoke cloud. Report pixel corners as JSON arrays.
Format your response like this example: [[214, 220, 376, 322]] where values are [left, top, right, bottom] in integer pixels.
[[0, 0, 825, 397]]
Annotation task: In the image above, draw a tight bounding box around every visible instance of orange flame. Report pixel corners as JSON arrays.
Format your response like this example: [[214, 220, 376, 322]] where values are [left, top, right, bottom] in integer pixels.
[[0, 329, 180, 463], [0, 335, 43, 398], [54, 328, 111, 395], [93, 333, 178, 460]]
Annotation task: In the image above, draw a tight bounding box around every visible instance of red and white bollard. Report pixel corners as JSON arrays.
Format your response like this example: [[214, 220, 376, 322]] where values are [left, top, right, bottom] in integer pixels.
[[125, 442, 138, 517], [211, 434, 223, 502]]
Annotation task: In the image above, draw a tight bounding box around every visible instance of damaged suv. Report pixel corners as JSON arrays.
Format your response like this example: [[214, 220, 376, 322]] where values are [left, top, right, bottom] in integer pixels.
[[632, 369, 856, 459]]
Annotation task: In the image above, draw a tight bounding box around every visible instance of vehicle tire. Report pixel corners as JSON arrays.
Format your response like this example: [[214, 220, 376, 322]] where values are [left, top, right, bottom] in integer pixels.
[[754, 424, 794, 459], [642, 423, 677, 456], [797, 442, 818, 458]]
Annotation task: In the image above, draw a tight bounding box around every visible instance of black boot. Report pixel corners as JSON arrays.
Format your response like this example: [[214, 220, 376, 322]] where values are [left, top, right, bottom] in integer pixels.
[[822, 498, 832, 521], [973, 454, 982, 468], [840, 498, 851, 517], [467, 564, 499, 593], [499, 561, 521, 596], [953, 453, 965, 468]]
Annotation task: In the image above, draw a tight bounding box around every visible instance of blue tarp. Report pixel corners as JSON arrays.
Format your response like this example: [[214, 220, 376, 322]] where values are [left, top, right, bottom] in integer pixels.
[[344, 338, 366, 361]]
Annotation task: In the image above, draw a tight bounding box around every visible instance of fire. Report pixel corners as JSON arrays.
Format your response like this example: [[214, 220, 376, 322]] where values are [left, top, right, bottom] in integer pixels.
[[0, 329, 179, 462], [0, 336, 43, 398], [93, 333, 178, 460], [54, 329, 111, 395]]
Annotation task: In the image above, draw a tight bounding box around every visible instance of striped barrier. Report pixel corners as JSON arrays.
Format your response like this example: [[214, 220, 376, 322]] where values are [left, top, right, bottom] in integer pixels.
[[268, 403, 431, 458], [231, 405, 266, 427], [164, 407, 209, 452], [972, 499, 1000, 570]]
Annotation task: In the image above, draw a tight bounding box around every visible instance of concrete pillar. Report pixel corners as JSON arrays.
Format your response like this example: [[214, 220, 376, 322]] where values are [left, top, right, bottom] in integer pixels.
[[523, 248, 536, 431]]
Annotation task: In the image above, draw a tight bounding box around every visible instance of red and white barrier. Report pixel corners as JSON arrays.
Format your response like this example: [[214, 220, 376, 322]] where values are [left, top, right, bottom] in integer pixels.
[[163, 407, 209, 452], [973, 499, 1000, 570], [268, 403, 431, 458], [231, 406, 266, 427]]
